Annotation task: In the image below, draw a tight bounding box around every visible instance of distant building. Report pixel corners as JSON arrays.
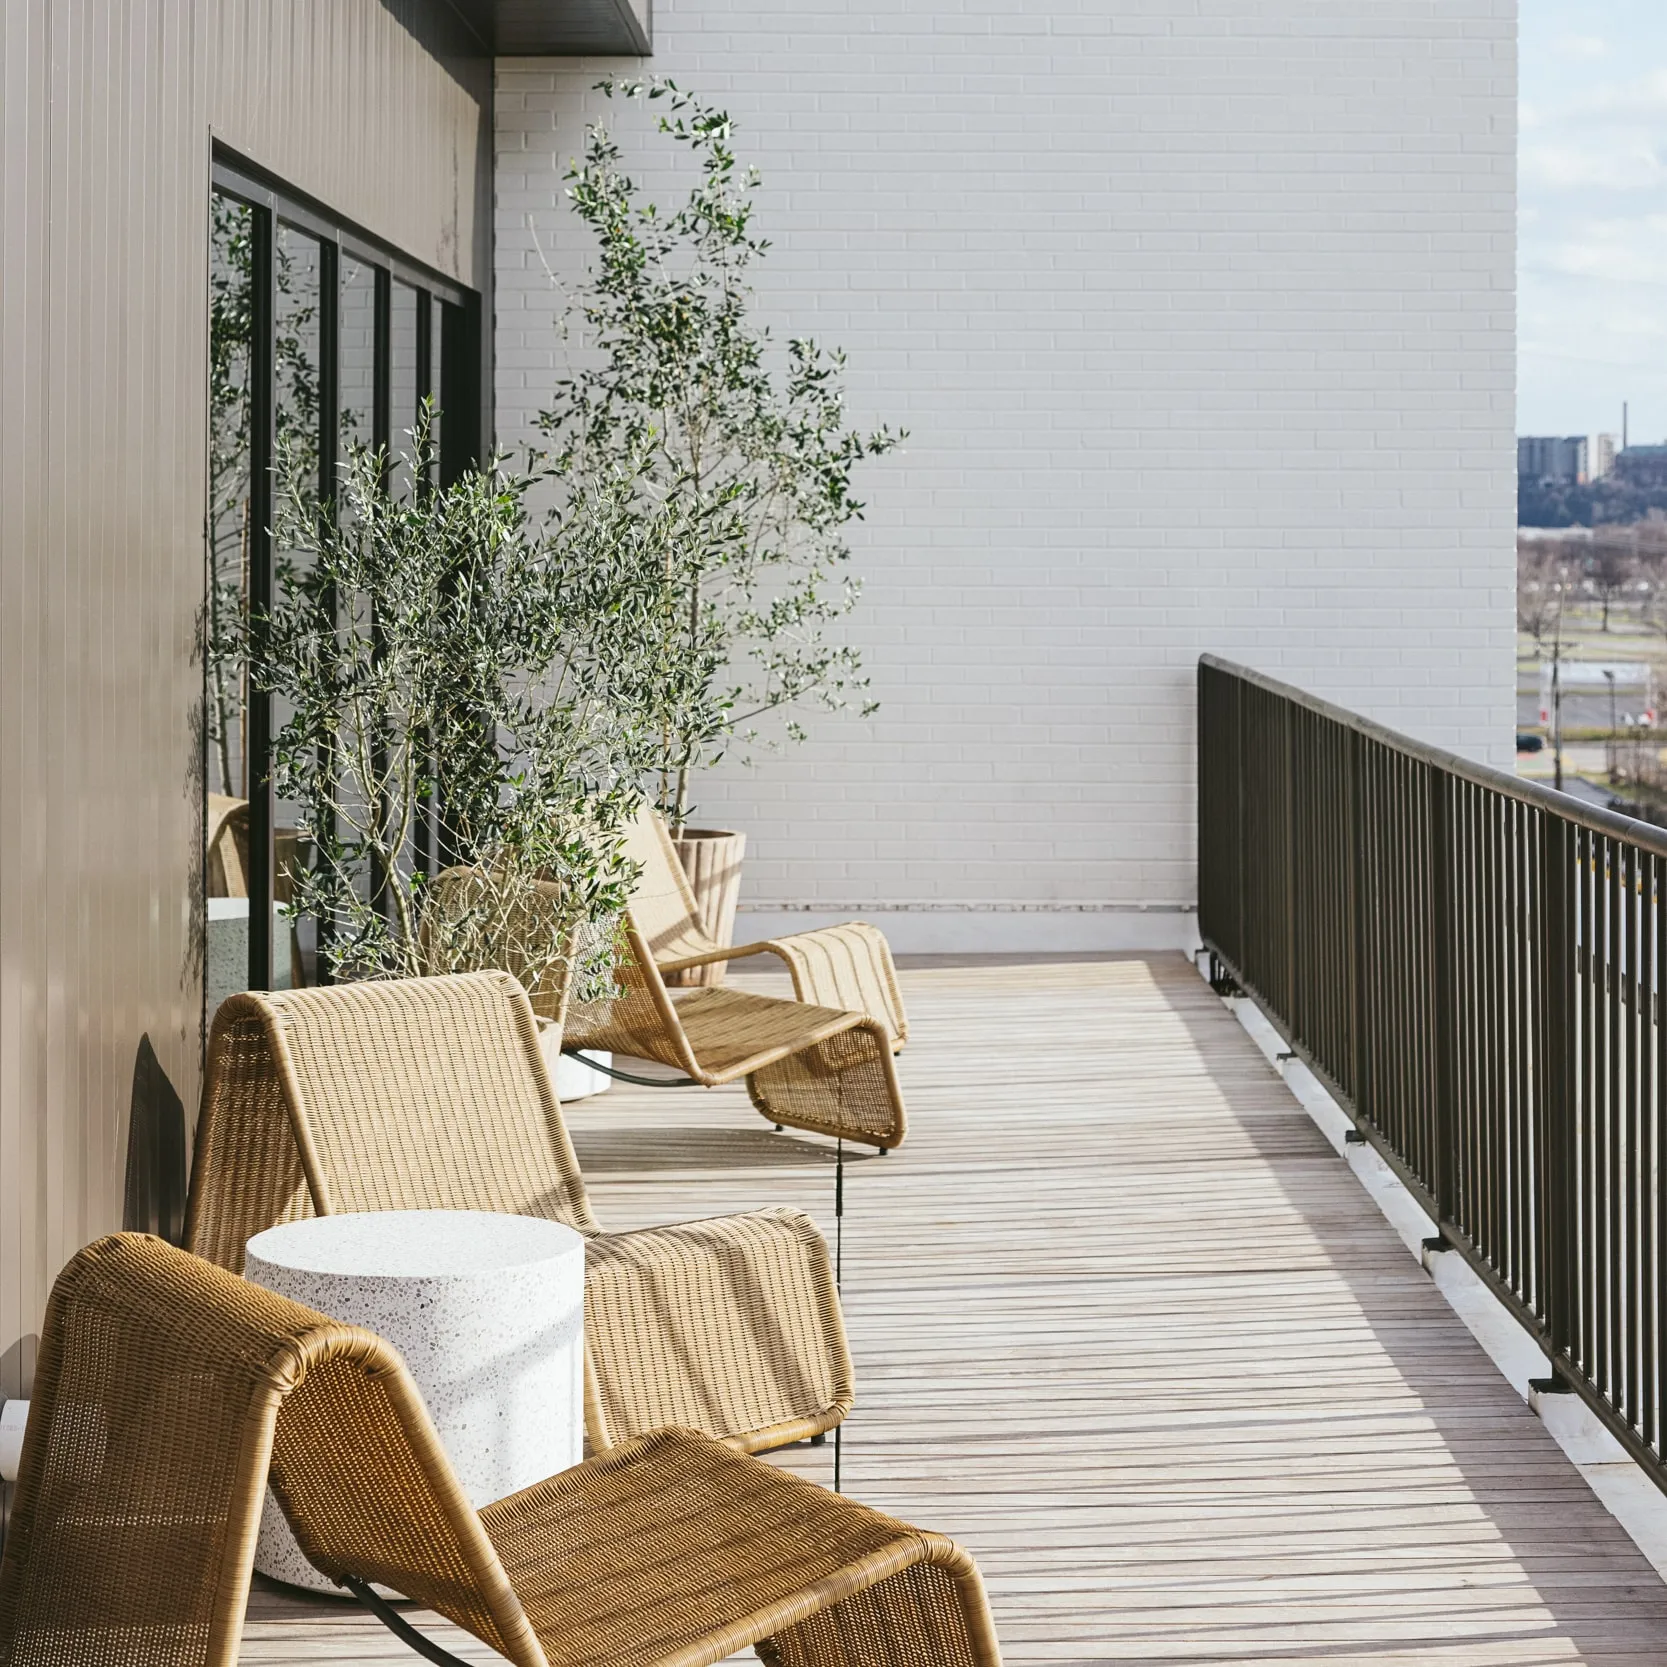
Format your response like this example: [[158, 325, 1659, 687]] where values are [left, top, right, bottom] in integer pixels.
[[1518, 435, 1589, 483], [1615, 445, 1667, 489], [1591, 433, 1620, 480]]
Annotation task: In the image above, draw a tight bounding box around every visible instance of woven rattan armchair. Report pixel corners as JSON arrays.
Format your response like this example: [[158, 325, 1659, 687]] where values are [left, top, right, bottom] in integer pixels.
[[0, 1234, 1002, 1667], [622, 806, 909, 1046], [183, 971, 852, 1453], [562, 918, 908, 1151]]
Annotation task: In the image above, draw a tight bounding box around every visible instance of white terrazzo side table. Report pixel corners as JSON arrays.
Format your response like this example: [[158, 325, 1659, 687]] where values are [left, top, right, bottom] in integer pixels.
[[245, 1209, 585, 1593]]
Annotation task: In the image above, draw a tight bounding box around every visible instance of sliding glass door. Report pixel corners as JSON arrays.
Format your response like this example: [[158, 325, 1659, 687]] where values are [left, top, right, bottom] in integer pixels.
[[205, 156, 480, 1014]]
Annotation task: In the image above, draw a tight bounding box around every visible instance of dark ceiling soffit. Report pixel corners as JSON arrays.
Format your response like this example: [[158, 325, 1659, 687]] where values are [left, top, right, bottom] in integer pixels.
[[445, 0, 650, 55]]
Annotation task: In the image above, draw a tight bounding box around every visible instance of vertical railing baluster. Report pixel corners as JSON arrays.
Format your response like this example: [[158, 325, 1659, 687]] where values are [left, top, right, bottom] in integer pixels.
[[1626, 843, 1641, 1429], [1542, 811, 1576, 1371], [1521, 801, 1531, 1292], [1586, 829, 1599, 1382], [1504, 798, 1520, 1289], [1498, 795, 1512, 1271], [1608, 836, 1623, 1400], [1655, 853, 1666, 1454], [1350, 728, 1366, 1117], [1641, 850, 1656, 1447], [1431, 767, 1458, 1235]]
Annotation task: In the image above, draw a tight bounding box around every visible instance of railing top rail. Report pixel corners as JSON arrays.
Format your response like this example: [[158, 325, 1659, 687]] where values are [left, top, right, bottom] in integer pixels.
[[1200, 653, 1667, 859]]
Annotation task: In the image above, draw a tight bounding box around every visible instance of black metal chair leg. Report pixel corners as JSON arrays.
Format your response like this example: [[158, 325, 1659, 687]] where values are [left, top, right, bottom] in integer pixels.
[[340, 1576, 476, 1667], [561, 1051, 699, 1089]]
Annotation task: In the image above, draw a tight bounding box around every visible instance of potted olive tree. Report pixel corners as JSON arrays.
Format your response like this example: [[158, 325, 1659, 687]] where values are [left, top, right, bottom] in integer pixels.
[[540, 79, 901, 981], [235, 416, 700, 1038]]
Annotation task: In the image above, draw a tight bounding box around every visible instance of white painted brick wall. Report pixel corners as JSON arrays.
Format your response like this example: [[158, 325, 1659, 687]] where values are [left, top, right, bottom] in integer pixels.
[[495, 0, 1517, 951]]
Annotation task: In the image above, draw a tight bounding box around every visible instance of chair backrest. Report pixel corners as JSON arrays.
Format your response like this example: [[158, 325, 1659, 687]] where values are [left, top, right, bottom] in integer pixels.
[[184, 971, 598, 1276], [619, 806, 719, 963], [206, 795, 248, 899], [0, 1234, 545, 1667]]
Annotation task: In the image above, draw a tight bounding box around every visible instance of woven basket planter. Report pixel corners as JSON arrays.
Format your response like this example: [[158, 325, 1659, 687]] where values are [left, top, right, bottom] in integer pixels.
[[664, 828, 747, 987]]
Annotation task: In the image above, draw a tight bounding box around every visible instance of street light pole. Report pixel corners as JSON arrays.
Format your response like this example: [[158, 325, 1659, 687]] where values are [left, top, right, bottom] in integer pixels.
[[1552, 608, 1565, 793], [1606, 667, 1618, 779]]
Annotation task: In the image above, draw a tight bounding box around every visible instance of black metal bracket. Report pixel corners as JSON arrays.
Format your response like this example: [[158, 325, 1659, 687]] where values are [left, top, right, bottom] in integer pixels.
[[1344, 1128, 1368, 1145], [561, 1051, 698, 1089], [1207, 952, 1244, 998], [1529, 1370, 1575, 1395], [340, 1575, 476, 1667]]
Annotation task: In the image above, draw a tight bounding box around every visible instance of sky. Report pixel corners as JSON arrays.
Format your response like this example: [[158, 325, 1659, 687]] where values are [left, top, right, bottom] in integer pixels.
[[1519, 0, 1667, 442]]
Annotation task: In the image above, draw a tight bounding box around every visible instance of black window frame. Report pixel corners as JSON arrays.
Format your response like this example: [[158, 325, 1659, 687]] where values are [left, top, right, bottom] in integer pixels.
[[209, 149, 484, 996]]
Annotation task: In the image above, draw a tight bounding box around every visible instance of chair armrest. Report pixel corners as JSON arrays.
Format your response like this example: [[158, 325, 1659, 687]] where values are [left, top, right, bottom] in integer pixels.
[[653, 940, 778, 973]]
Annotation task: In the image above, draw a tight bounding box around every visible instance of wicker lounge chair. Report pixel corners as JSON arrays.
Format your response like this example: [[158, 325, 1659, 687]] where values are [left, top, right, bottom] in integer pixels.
[[622, 806, 909, 1046], [183, 971, 852, 1453], [562, 918, 908, 1151], [0, 1233, 1002, 1667]]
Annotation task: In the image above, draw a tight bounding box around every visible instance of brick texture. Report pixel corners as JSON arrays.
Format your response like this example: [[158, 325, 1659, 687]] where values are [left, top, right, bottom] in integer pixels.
[[494, 0, 1516, 949]]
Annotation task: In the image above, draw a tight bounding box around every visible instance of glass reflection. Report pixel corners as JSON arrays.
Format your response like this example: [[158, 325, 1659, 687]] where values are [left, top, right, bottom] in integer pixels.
[[206, 195, 252, 808], [205, 193, 258, 1014], [390, 280, 420, 500], [204, 181, 474, 1015], [340, 256, 377, 457], [335, 257, 380, 919], [273, 223, 323, 987], [430, 302, 445, 476]]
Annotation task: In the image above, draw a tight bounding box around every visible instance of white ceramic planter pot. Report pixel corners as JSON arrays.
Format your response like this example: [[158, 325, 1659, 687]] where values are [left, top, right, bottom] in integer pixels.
[[538, 1019, 612, 1101]]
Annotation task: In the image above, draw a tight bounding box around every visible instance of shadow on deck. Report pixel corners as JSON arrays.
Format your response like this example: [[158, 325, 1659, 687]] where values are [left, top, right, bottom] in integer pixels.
[[242, 954, 1667, 1665]]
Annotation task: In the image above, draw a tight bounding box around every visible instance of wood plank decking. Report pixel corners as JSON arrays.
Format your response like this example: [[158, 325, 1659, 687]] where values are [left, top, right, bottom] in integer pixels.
[[241, 953, 1667, 1664]]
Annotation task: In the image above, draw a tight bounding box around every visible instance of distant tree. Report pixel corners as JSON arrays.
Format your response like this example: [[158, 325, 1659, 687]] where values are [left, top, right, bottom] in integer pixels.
[[1518, 476, 1600, 530], [1516, 535, 1572, 650], [1518, 473, 1667, 531], [1583, 531, 1637, 632], [1630, 523, 1667, 642]]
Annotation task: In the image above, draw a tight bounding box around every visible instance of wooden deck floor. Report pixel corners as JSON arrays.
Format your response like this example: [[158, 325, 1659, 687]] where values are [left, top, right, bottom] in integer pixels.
[[242, 953, 1667, 1664]]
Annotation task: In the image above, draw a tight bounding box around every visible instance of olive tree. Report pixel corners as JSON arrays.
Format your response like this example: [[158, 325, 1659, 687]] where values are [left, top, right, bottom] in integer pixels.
[[539, 78, 902, 825], [240, 417, 717, 997]]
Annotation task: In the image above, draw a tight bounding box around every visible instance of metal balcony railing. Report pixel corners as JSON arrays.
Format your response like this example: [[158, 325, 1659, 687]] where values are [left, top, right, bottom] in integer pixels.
[[1199, 653, 1667, 1491]]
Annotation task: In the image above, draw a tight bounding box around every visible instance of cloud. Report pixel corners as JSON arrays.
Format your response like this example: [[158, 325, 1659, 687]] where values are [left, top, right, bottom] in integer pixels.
[[1553, 67, 1667, 126], [1520, 65, 1667, 194], [1521, 139, 1667, 193], [1531, 212, 1667, 286], [1517, 1, 1667, 432]]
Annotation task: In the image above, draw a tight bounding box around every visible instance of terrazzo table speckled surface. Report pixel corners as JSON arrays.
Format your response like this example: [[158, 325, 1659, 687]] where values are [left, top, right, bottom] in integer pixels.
[[245, 1209, 585, 1593]]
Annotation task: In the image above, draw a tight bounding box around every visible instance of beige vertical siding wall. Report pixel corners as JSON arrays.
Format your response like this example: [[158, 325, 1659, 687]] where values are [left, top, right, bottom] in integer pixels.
[[0, 0, 489, 1397]]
